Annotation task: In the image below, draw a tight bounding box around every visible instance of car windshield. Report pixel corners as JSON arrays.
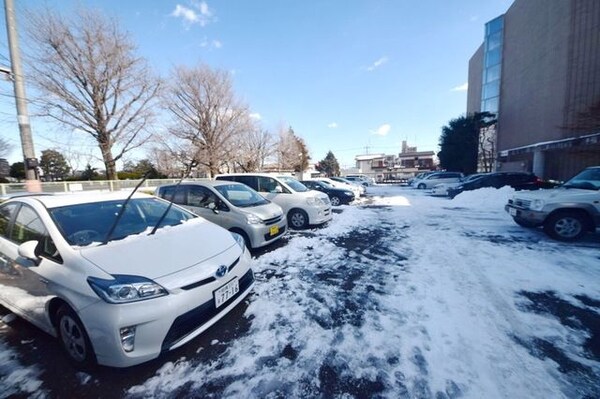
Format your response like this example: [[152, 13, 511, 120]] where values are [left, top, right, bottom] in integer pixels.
[[318, 180, 333, 187], [562, 168, 600, 190], [49, 198, 196, 246], [215, 184, 269, 207], [278, 176, 308, 192]]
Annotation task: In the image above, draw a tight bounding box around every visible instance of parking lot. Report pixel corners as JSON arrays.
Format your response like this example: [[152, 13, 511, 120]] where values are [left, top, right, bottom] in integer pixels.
[[1, 185, 599, 398]]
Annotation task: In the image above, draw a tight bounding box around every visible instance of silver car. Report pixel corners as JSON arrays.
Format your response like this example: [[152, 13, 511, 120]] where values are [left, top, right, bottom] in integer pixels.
[[156, 181, 287, 249]]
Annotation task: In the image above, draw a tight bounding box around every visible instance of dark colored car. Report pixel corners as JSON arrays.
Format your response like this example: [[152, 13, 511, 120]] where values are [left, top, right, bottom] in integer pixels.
[[300, 180, 355, 206], [448, 172, 552, 199]]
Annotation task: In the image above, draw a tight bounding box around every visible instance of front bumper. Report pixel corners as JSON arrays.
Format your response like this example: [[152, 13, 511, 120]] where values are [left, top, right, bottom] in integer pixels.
[[247, 217, 287, 249], [505, 204, 547, 225], [306, 204, 333, 226], [79, 252, 254, 368]]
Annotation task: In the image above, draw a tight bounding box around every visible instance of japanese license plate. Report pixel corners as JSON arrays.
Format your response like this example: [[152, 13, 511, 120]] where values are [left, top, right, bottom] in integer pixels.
[[509, 207, 517, 217], [214, 278, 240, 308], [269, 225, 279, 236]]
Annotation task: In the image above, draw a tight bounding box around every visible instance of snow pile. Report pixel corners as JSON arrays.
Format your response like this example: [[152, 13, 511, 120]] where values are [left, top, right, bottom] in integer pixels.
[[450, 186, 515, 209]]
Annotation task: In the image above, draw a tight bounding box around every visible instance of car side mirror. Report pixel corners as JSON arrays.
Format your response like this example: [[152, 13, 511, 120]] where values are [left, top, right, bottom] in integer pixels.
[[17, 240, 41, 267], [207, 202, 220, 214], [273, 186, 283, 193]]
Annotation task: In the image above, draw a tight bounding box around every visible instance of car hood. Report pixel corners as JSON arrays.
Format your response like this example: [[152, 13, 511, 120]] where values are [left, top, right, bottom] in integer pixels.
[[240, 202, 283, 220], [79, 218, 239, 282], [512, 187, 599, 201]]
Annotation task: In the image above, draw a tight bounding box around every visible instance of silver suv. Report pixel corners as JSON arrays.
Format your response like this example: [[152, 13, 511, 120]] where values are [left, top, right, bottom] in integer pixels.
[[156, 181, 287, 249], [505, 166, 600, 241]]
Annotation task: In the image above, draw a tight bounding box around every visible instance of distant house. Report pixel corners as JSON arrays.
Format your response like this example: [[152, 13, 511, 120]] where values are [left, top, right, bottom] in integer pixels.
[[0, 158, 9, 178], [353, 141, 436, 182]]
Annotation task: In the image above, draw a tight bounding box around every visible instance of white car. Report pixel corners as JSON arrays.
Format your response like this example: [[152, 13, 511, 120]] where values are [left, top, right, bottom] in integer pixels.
[[411, 172, 464, 190], [0, 191, 254, 368]]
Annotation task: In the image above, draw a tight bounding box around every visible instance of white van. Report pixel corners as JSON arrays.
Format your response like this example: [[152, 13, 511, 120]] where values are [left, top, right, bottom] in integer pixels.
[[215, 173, 332, 229]]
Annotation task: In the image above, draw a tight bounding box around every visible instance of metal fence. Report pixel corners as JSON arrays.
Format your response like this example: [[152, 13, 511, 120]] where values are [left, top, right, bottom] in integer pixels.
[[0, 178, 206, 196]]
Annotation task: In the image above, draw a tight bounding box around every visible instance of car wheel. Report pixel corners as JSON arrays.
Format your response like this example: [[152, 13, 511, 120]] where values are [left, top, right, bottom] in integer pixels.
[[56, 305, 96, 368], [514, 218, 538, 228], [417, 183, 426, 189], [330, 196, 341, 206], [288, 209, 308, 229], [543, 211, 587, 241]]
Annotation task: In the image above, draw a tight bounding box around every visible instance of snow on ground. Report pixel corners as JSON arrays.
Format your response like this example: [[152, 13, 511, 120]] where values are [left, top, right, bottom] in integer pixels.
[[126, 185, 600, 398], [1, 185, 599, 398]]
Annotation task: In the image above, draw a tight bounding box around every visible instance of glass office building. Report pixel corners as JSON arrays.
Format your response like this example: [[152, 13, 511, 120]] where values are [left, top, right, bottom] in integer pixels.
[[481, 16, 504, 114]]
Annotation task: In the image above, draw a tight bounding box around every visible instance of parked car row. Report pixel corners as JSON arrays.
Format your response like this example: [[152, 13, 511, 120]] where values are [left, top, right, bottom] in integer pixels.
[[447, 172, 552, 198], [0, 172, 371, 370]]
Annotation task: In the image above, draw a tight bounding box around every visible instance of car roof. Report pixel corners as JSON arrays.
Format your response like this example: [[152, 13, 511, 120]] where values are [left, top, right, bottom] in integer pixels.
[[159, 179, 243, 188], [8, 191, 153, 209]]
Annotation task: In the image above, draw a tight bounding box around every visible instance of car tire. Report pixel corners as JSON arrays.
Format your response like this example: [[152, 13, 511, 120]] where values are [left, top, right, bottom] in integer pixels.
[[543, 211, 588, 241], [514, 218, 538, 228], [56, 304, 96, 368], [417, 183, 426, 190], [288, 209, 308, 229], [330, 196, 341, 206]]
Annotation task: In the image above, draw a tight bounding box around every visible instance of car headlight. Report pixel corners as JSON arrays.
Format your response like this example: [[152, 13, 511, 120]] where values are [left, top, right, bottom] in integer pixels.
[[230, 231, 247, 252], [530, 199, 545, 211], [344, 191, 354, 196], [88, 275, 168, 304], [306, 197, 324, 206], [245, 213, 263, 225]]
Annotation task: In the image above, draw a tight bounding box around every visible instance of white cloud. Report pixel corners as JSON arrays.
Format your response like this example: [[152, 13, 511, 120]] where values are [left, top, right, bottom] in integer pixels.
[[250, 113, 262, 120], [199, 36, 223, 49], [367, 56, 388, 71], [327, 122, 338, 129], [171, 1, 214, 28], [451, 82, 468, 92], [370, 124, 391, 136]]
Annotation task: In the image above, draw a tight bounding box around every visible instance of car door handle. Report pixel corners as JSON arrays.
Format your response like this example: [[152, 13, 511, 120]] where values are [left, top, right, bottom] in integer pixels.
[[39, 277, 49, 284]]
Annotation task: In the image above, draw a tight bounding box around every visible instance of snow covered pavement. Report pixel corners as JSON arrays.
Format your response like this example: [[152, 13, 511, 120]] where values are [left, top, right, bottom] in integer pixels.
[[1, 185, 599, 398]]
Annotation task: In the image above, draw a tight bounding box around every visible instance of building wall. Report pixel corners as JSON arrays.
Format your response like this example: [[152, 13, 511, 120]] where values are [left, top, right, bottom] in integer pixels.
[[563, 0, 600, 131], [467, 44, 484, 115], [497, 0, 572, 151]]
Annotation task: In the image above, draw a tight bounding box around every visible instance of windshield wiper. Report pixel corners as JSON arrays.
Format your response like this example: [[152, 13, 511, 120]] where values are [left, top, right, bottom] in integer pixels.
[[149, 161, 197, 235], [103, 171, 150, 245]]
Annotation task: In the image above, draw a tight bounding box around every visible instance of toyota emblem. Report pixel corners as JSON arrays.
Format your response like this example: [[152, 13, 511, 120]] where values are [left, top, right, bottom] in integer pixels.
[[215, 265, 228, 278]]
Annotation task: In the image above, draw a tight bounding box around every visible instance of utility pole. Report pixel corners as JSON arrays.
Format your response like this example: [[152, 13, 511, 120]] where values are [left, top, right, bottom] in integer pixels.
[[4, 0, 40, 191]]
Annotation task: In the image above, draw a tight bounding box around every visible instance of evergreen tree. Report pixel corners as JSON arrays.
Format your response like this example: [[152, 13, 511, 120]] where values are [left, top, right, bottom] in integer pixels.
[[40, 149, 71, 181], [438, 112, 496, 174], [316, 151, 340, 177], [81, 164, 99, 180], [9, 162, 25, 181]]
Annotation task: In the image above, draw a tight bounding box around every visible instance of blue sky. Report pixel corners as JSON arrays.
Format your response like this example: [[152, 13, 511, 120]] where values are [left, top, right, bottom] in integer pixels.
[[0, 0, 513, 169]]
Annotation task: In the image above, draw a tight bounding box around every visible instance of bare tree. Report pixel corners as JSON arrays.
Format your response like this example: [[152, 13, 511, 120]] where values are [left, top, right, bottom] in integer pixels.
[[0, 137, 14, 159], [26, 8, 160, 180], [478, 125, 496, 172], [232, 127, 275, 172], [162, 64, 252, 177], [276, 127, 310, 172]]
